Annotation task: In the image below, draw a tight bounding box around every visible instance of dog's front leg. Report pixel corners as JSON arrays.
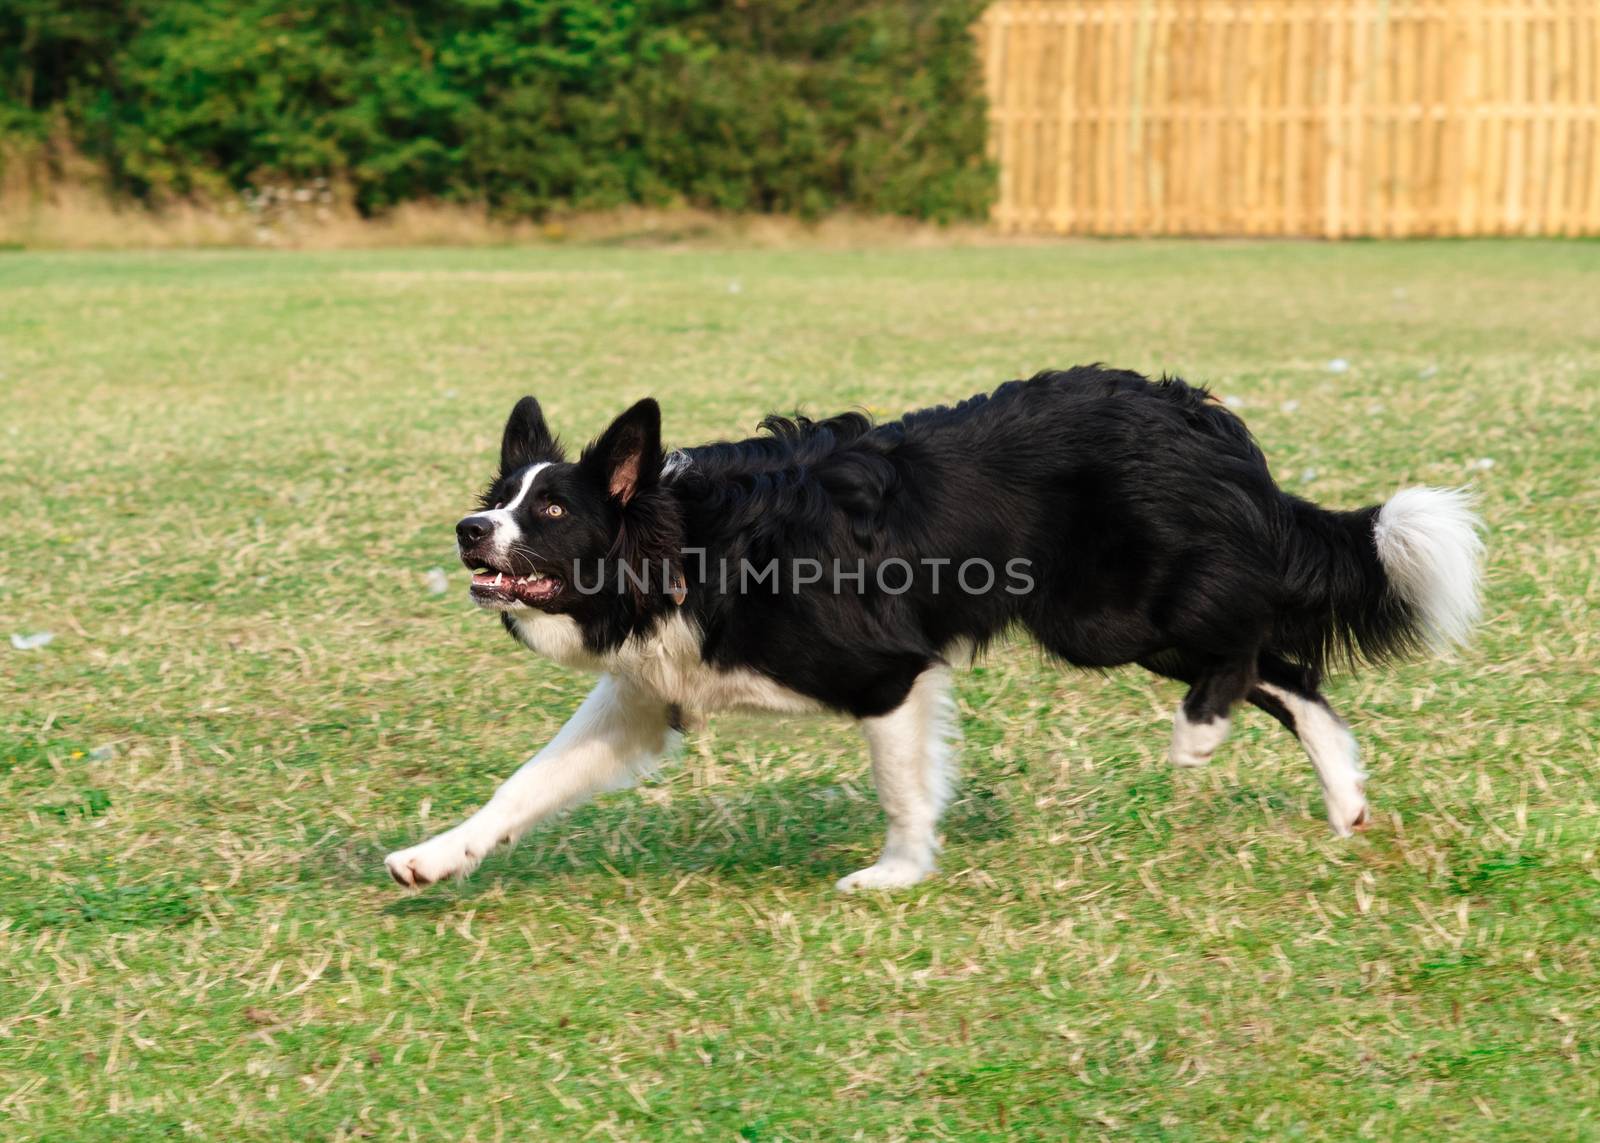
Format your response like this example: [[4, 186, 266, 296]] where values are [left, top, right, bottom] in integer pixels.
[[385, 674, 675, 888], [837, 666, 959, 892]]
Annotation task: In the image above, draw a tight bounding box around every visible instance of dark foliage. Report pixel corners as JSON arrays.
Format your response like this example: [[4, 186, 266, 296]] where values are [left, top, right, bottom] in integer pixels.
[[1, 0, 995, 220]]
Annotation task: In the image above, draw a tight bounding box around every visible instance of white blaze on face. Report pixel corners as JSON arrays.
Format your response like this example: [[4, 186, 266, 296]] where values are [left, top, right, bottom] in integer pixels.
[[472, 463, 548, 562]]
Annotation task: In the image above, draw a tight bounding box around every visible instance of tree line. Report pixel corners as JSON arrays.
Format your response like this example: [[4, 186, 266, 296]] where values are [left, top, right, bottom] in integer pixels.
[[1, 0, 994, 220]]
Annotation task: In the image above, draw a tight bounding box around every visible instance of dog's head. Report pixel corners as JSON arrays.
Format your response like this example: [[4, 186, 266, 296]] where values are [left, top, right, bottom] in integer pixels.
[[457, 396, 670, 615]]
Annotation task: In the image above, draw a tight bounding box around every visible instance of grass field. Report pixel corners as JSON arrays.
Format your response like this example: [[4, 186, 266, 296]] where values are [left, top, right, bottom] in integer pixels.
[[2, 241, 1597, 1140]]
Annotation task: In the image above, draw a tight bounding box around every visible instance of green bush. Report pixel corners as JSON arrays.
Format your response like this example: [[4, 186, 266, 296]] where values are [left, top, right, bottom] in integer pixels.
[[1, 0, 994, 221]]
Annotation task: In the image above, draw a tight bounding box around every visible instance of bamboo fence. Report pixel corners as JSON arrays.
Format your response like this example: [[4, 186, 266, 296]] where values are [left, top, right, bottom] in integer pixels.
[[975, 0, 1600, 236]]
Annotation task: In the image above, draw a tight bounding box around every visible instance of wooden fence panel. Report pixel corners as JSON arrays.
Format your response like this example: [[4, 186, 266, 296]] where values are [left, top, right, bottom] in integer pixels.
[[978, 0, 1600, 236]]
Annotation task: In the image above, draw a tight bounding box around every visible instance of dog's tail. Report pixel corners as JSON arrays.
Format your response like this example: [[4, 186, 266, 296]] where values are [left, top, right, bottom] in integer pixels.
[[1273, 487, 1484, 671]]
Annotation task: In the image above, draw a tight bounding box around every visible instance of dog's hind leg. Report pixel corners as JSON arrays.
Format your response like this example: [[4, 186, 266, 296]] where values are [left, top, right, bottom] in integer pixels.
[[1139, 651, 1255, 769], [1248, 653, 1369, 836], [836, 666, 958, 893], [1169, 659, 1257, 768], [385, 674, 675, 888]]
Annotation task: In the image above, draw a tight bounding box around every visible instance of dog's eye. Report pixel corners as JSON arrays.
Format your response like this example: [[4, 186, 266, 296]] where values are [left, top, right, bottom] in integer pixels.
[[545, 503, 565, 518]]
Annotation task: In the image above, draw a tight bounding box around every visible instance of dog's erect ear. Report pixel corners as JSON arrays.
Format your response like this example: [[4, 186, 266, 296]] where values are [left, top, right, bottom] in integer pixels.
[[500, 396, 561, 472], [581, 398, 662, 505]]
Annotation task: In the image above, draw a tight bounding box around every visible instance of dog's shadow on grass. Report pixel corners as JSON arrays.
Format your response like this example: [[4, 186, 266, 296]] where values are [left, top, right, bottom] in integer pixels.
[[372, 776, 1015, 914]]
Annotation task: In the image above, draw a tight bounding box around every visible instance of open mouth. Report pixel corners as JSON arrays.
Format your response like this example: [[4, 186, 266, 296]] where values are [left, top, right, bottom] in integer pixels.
[[468, 567, 564, 608]]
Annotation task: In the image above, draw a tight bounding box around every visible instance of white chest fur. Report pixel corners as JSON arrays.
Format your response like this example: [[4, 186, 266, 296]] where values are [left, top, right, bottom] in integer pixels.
[[509, 611, 819, 715]]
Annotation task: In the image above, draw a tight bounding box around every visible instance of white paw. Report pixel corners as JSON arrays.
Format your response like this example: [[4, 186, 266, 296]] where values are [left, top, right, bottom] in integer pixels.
[[1170, 709, 1229, 768], [835, 858, 932, 893], [1169, 744, 1215, 768], [1324, 786, 1371, 837], [384, 829, 488, 888]]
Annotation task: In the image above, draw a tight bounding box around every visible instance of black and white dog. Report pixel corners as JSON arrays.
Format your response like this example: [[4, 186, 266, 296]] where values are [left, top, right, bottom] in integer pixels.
[[386, 367, 1483, 892]]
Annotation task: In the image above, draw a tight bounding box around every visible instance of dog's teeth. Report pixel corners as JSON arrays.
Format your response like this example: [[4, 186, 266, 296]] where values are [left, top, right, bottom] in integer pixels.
[[493, 573, 503, 586]]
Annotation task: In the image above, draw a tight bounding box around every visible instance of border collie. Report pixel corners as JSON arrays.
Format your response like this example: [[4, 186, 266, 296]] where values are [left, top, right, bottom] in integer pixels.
[[385, 367, 1483, 892]]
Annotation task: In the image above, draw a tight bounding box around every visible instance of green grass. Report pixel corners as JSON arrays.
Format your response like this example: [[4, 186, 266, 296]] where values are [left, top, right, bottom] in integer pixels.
[[1, 241, 1596, 1140]]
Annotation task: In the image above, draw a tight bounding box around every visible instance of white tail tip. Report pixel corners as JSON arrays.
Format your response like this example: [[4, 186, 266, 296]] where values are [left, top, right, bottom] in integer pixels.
[[1374, 486, 1485, 651]]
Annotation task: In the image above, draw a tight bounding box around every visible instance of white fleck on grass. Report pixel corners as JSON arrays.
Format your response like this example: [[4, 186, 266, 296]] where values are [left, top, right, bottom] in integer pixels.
[[1327, 358, 1350, 373], [10, 631, 54, 650], [425, 567, 450, 594], [1280, 399, 1301, 413], [1469, 457, 1496, 471]]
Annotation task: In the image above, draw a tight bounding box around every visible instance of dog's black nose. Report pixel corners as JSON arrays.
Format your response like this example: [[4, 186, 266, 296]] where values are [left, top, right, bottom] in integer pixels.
[[456, 516, 493, 547]]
